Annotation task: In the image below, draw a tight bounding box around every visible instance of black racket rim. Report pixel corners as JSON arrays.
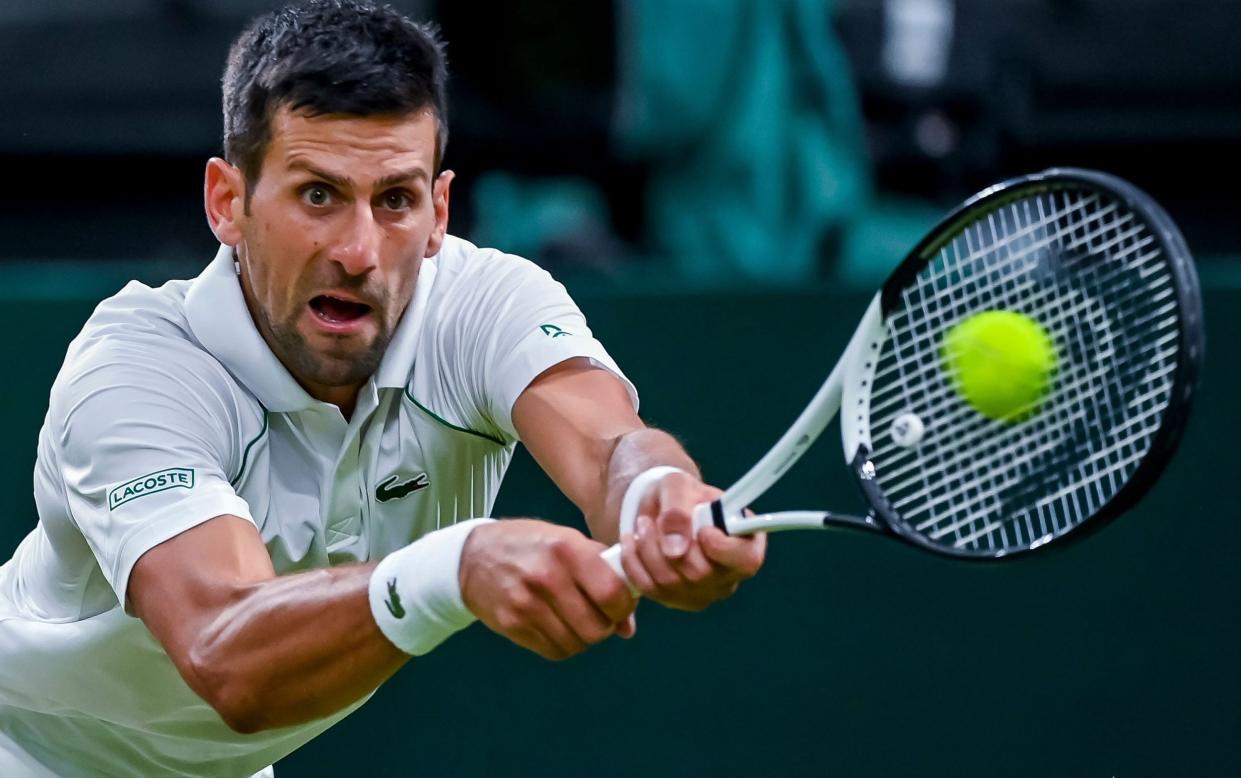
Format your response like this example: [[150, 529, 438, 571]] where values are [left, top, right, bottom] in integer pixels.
[[854, 167, 1205, 560]]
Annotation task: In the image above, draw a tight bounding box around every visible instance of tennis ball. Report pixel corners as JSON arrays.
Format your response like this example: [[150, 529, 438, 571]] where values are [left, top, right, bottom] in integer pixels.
[[941, 310, 1056, 422]]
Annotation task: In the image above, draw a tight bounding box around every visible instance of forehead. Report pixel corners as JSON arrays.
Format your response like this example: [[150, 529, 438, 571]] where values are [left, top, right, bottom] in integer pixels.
[[265, 106, 438, 181]]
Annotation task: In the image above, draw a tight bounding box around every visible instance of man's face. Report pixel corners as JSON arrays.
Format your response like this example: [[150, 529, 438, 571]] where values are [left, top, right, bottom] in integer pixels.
[[229, 107, 450, 401]]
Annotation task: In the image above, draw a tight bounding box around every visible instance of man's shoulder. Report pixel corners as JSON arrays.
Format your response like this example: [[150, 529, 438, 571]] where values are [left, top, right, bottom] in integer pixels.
[[428, 235, 566, 319], [78, 277, 195, 345], [50, 278, 249, 422], [433, 235, 555, 294]]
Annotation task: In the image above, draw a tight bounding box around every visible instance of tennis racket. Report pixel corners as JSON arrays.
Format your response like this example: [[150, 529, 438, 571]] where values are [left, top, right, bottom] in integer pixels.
[[601, 167, 1203, 577]]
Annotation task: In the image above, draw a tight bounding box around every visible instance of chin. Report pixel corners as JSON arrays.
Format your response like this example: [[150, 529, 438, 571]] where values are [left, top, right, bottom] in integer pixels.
[[307, 354, 376, 386]]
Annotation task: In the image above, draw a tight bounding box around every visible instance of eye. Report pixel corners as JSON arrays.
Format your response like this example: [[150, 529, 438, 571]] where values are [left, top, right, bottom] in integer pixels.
[[301, 185, 333, 207], [381, 190, 414, 210]]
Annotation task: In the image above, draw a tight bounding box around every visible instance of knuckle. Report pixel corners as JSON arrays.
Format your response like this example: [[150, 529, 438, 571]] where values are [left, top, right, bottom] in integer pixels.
[[683, 561, 713, 585], [495, 608, 522, 633], [548, 531, 590, 563], [651, 568, 681, 590], [546, 535, 574, 558], [507, 587, 537, 615], [523, 565, 558, 593], [599, 575, 633, 609]]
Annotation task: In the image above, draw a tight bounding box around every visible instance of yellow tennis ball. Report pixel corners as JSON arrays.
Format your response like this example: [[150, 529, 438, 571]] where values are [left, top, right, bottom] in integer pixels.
[[941, 311, 1057, 422]]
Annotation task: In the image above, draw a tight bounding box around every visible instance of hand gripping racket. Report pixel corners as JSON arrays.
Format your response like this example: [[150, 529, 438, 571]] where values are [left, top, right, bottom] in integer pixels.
[[601, 168, 1203, 577]]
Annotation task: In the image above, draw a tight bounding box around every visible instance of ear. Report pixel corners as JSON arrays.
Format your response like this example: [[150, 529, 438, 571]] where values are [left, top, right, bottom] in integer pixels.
[[204, 158, 247, 246], [424, 169, 455, 257]]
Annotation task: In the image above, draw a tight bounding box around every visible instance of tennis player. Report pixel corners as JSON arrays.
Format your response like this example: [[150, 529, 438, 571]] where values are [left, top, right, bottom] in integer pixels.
[[0, 1, 765, 774]]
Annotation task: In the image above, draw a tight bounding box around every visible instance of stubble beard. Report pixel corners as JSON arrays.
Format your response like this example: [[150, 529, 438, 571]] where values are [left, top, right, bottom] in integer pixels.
[[265, 307, 392, 390]]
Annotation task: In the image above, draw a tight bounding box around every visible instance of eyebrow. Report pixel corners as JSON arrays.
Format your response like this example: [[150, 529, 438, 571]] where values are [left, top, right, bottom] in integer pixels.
[[287, 161, 430, 190]]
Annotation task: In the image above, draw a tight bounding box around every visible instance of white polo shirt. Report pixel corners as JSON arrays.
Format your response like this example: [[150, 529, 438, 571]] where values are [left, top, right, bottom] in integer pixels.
[[0, 236, 635, 777]]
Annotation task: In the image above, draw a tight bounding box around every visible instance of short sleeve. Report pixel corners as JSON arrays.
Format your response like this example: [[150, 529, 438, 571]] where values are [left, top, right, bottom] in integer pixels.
[[50, 344, 258, 611], [476, 260, 638, 441]]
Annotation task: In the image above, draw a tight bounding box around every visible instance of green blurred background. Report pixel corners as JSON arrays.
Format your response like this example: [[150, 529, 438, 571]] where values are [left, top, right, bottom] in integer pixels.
[[3, 0, 1240, 775], [2, 279, 1238, 775]]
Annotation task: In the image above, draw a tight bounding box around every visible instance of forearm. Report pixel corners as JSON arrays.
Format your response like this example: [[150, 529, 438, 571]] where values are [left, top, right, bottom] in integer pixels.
[[188, 563, 406, 732], [509, 361, 700, 541], [588, 427, 700, 543]]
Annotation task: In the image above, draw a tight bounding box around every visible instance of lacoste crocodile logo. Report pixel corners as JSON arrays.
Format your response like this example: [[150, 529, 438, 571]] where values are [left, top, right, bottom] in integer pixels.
[[385, 578, 405, 618], [376, 473, 430, 503]]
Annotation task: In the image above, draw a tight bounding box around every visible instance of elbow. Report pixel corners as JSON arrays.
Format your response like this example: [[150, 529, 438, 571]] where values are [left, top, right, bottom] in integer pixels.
[[214, 695, 265, 736], [186, 645, 267, 734]]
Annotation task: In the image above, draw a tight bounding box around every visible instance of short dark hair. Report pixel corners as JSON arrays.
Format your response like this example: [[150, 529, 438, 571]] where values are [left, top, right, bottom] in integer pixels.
[[222, 0, 449, 191]]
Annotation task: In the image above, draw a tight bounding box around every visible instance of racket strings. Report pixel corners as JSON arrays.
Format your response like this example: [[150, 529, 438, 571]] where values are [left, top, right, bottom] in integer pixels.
[[955, 193, 1173, 547], [946, 193, 1168, 547], [872, 195, 1139, 381], [873, 260, 1178, 484], [865, 187, 1181, 554], [871, 203, 1145, 467], [869, 265, 1174, 427]]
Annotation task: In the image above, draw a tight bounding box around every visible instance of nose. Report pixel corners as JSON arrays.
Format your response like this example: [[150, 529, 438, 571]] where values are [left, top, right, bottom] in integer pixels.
[[331, 202, 382, 276]]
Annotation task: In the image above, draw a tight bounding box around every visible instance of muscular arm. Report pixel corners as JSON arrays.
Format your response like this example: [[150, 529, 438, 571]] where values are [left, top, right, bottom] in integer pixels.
[[128, 516, 407, 734], [512, 359, 765, 610], [130, 359, 749, 731], [510, 358, 695, 542]]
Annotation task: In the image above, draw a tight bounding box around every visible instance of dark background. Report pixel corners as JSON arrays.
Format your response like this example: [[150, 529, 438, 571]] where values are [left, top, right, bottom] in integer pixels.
[[1, 1, 1238, 775], [2, 286, 1236, 776]]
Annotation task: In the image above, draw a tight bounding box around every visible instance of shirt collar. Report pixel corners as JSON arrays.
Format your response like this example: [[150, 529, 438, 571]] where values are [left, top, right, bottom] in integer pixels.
[[184, 244, 437, 412], [375, 254, 436, 389]]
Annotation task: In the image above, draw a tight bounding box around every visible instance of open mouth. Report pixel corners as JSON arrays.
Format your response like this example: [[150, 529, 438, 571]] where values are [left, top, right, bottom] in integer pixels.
[[309, 295, 373, 324]]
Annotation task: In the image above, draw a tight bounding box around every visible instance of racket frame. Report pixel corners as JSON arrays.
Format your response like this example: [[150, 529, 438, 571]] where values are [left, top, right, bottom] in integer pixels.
[[853, 167, 1204, 558], [601, 167, 1203, 577]]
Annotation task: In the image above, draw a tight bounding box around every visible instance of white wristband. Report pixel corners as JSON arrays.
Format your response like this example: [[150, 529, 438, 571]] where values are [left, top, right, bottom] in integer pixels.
[[618, 466, 688, 537], [369, 518, 495, 656]]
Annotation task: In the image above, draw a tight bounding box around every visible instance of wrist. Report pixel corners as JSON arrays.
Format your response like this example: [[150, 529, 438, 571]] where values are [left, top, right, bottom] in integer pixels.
[[368, 518, 496, 656]]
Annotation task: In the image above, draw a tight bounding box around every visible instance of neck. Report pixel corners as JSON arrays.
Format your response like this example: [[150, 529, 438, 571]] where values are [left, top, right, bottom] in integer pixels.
[[301, 381, 360, 420]]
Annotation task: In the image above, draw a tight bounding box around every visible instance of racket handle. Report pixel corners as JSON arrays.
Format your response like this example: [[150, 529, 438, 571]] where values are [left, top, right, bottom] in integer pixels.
[[600, 545, 638, 596]]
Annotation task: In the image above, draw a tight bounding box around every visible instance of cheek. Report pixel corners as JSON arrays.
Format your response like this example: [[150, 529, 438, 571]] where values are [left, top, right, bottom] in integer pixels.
[[382, 255, 422, 315], [247, 235, 312, 315]]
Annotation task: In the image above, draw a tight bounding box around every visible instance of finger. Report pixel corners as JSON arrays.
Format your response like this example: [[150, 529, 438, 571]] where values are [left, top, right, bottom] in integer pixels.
[[528, 595, 591, 657], [508, 625, 571, 661], [634, 514, 685, 592], [615, 613, 637, 639], [513, 622, 575, 660], [619, 530, 656, 594], [652, 481, 697, 559], [496, 600, 579, 661], [698, 527, 767, 579], [565, 544, 638, 625], [664, 532, 716, 585], [513, 561, 594, 656], [531, 573, 615, 649]]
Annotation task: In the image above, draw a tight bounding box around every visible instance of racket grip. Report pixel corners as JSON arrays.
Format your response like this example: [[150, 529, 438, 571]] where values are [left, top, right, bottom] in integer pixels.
[[600, 544, 638, 596]]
